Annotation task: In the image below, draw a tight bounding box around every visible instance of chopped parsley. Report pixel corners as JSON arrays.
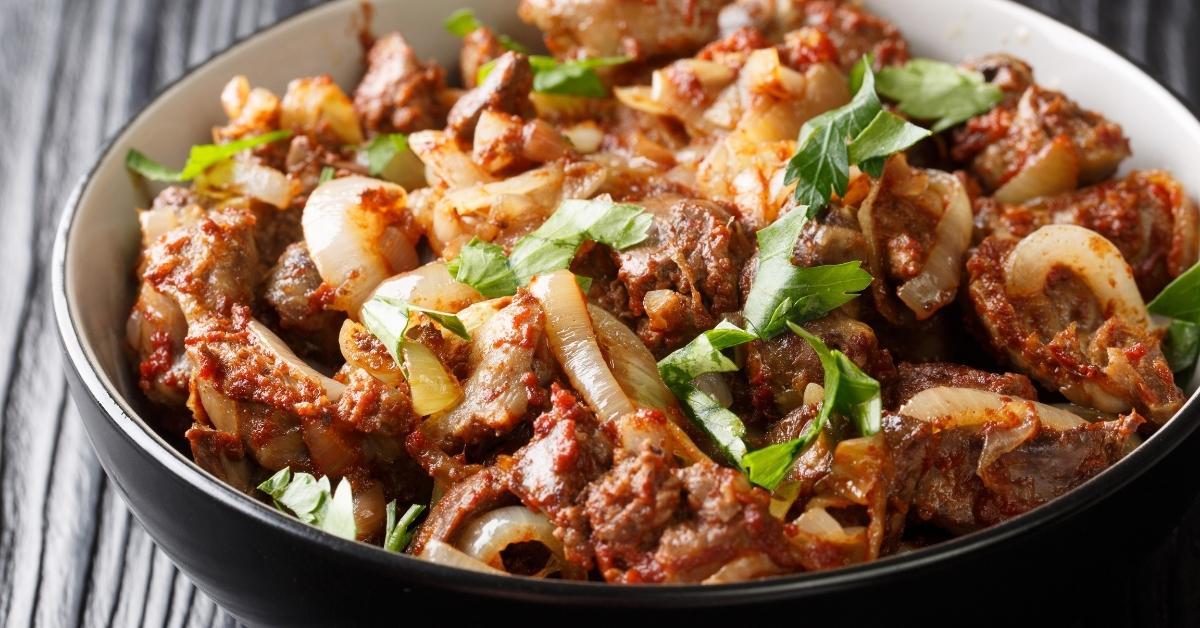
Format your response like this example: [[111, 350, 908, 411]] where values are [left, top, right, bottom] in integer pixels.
[[478, 55, 630, 98], [876, 58, 1004, 133], [1149, 261, 1200, 373], [125, 129, 292, 182], [363, 133, 409, 176], [360, 295, 471, 367], [258, 468, 357, 540]]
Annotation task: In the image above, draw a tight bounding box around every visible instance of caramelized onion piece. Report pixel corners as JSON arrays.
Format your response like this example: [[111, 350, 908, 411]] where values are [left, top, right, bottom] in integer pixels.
[[456, 506, 567, 577], [1004, 224, 1149, 327], [899, 386, 1086, 431], [894, 171, 972, 319], [370, 262, 483, 314], [302, 176, 418, 316], [530, 270, 635, 422], [419, 540, 506, 574], [994, 135, 1080, 204]]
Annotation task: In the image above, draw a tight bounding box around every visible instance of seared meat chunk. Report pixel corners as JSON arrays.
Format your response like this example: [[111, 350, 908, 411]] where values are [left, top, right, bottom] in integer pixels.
[[186, 425, 257, 493], [459, 27, 506, 89], [142, 206, 260, 322], [952, 80, 1130, 199], [446, 51, 536, 144], [967, 235, 1183, 421], [910, 410, 1141, 534], [974, 171, 1200, 298], [354, 32, 448, 135], [519, 0, 727, 61], [409, 467, 517, 556], [887, 362, 1038, 409], [263, 242, 345, 359], [127, 282, 191, 408], [599, 197, 753, 356], [511, 385, 613, 571], [746, 311, 895, 420], [718, 0, 909, 70]]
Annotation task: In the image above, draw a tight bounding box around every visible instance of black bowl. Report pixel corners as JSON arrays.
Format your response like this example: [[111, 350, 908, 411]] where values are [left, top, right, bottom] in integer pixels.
[[52, 1, 1200, 625]]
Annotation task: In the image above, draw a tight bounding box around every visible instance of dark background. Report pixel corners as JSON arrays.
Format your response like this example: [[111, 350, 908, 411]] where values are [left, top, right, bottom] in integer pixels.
[[1, 1, 1198, 626]]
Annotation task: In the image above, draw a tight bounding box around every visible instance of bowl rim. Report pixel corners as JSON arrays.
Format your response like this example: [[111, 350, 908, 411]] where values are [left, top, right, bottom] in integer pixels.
[[50, 0, 1200, 606]]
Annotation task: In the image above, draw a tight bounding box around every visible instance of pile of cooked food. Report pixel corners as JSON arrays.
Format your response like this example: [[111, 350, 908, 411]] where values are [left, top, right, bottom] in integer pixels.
[[123, 0, 1200, 583]]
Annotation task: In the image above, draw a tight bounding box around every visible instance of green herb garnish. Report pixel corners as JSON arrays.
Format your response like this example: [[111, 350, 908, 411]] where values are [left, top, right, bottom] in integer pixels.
[[318, 166, 335, 184], [741, 322, 881, 490], [741, 208, 873, 339], [125, 129, 292, 182], [876, 58, 1004, 133], [363, 133, 409, 176], [257, 468, 357, 540], [1149, 262, 1200, 373], [478, 55, 630, 98], [449, 198, 652, 295], [360, 296, 471, 366], [384, 502, 426, 552], [444, 8, 528, 52], [783, 56, 929, 216]]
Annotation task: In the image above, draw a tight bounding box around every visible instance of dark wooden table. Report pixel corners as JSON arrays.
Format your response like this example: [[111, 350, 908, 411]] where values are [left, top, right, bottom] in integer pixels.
[[1, 1, 1198, 626]]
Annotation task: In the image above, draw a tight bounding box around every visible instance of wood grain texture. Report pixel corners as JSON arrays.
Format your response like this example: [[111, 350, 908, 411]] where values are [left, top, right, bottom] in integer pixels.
[[0, 1, 1196, 626]]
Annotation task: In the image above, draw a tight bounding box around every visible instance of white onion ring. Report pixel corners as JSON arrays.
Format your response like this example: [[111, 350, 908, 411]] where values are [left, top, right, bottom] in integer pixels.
[[530, 270, 635, 422], [455, 505, 565, 576], [899, 386, 1085, 431], [894, 170, 972, 320], [419, 540, 506, 575], [1003, 224, 1149, 327], [302, 176, 418, 316]]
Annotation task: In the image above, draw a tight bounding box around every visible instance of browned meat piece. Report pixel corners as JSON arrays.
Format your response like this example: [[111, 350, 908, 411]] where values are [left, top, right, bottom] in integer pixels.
[[878, 413, 931, 551], [597, 197, 753, 356], [910, 412, 1141, 534], [974, 171, 1200, 298], [409, 467, 516, 556], [142, 206, 260, 322], [952, 83, 1130, 194], [790, 201, 870, 269], [335, 369, 430, 505], [518, 0, 728, 61], [460, 27, 506, 89], [584, 446, 683, 581], [186, 425, 257, 493], [263, 242, 345, 359], [511, 385, 613, 571], [446, 52, 537, 144], [127, 282, 191, 409], [434, 291, 554, 448], [718, 0, 909, 70], [746, 311, 895, 421], [887, 362, 1038, 409], [966, 236, 1183, 421], [353, 32, 448, 135]]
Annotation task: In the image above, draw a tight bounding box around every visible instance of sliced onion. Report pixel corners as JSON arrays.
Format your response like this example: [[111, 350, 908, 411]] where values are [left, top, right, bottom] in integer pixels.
[[359, 144, 426, 190], [456, 298, 510, 337], [994, 135, 1079, 204], [1004, 224, 1149, 327], [530, 270, 635, 423], [302, 176, 417, 315], [197, 157, 299, 209], [702, 554, 781, 584], [403, 341, 463, 416], [370, 262, 483, 314], [338, 320, 403, 387], [899, 386, 1086, 431], [280, 77, 364, 146], [561, 121, 604, 154], [614, 85, 671, 116], [419, 539, 506, 574], [455, 505, 566, 577], [247, 320, 344, 401], [409, 130, 493, 188], [588, 304, 677, 412], [894, 170, 973, 320]]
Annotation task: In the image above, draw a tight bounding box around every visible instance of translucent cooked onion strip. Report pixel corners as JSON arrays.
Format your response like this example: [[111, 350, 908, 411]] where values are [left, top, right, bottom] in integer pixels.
[[456, 506, 566, 577], [894, 170, 972, 319], [302, 176, 418, 316], [403, 342, 463, 416], [588, 304, 677, 412], [530, 270, 635, 422], [1003, 224, 1149, 327], [899, 386, 1086, 431], [419, 540, 506, 575], [993, 135, 1079, 204], [370, 262, 483, 315]]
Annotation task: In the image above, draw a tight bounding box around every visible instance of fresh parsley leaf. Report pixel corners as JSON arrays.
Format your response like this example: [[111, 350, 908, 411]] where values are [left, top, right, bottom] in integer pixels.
[[741, 209, 873, 339], [257, 468, 357, 540], [478, 55, 629, 98], [657, 321, 758, 467], [125, 129, 292, 182], [361, 295, 471, 366], [448, 238, 519, 298], [445, 8, 528, 52], [444, 8, 482, 36], [876, 58, 1004, 133], [784, 56, 929, 216], [363, 133, 409, 176], [742, 322, 881, 489], [1149, 262, 1200, 324], [449, 199, 652, 295], [318, 166, 335, 185], [1163, 320, 1200, 375], [384, 502, 426, 552]]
